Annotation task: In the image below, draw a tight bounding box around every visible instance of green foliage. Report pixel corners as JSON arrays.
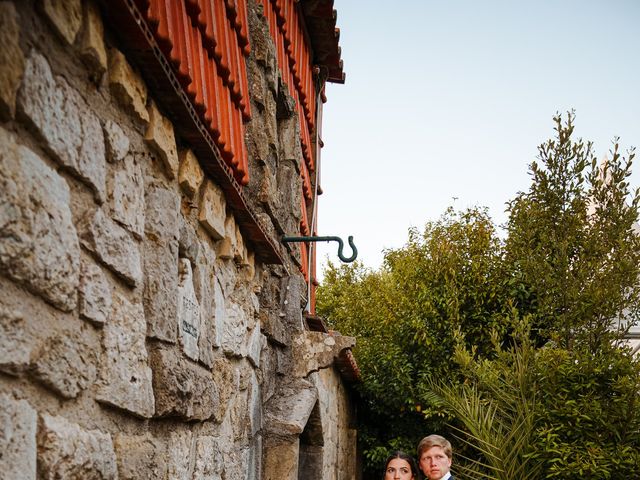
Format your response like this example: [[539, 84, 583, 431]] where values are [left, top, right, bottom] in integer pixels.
[[317, 112, 640, 478], [532, 343, 640, 478], [428, 315, 542, 480], [505, 112, 640, 350], [317, 208, 510, 476]]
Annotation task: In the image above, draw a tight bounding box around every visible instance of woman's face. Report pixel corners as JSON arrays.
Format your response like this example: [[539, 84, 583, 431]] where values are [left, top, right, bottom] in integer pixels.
[[385, 458, 415, 480]]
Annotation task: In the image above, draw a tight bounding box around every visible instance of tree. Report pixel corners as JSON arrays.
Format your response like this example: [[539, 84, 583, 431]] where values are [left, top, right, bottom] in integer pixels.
[[317, 112, 640, 478], [318, 207, 510, 475], [505, 112, 640, 350]]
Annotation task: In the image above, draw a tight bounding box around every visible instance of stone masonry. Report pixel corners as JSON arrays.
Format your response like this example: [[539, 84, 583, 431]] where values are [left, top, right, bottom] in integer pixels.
[[0, 1, 358, 479]]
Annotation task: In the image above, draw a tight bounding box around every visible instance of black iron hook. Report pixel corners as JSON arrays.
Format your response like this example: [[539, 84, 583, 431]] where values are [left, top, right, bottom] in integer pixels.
[[281, 235, 358, 263]]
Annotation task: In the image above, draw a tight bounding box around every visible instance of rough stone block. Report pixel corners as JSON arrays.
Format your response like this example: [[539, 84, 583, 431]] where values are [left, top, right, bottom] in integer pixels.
[[149, 344, 218, 421], [102, 119, 130, 164], [177, 258, 201, 361], [111, 154, 145, 238], [194, 246, 221, 367], [167, 430, 193, 478], [37, 413, 117, 479], [179, 215, 200, 267], [178, 148, 204, 198], [108, 48, 149, 125], [114, 433, 168, 480], [278, 115, 301, 161], [0, 394, 37, 479], [145, 185, 180, 242], [97, 292, 155, 418], [79, 1, 107, 82], [259, 311, 291, 347], [262, 440, 299, 480], [211, 356, 235, 423], [194, 435, 224, 479], [145, 101, 178, 179], [143, 240, 178, 343], [221, 302, 247, 357], [41, 0, 82, 45], [247, 327, 264, 368], [0, 3, 24, 120], [80, 208, 142, 287], [0, 126, 80, 312], [32, 328, 98, 399], [291, 331, 355, 378], [199, 180, 227, 240], [17, 51, 106, 202], [264, 378, 317, 438], [248, 371, 262, 436], [280, 275, 306, 331], [0, 307, 32, 375], [79, 261, 112, 325]]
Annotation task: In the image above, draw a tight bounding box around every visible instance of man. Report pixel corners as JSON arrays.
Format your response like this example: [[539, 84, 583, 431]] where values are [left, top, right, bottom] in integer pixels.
[[417, 434, 454, 480]]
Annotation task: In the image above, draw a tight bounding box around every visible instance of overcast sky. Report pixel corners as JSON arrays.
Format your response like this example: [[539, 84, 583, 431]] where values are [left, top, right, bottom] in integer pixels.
[[314, 0, 640, 276]]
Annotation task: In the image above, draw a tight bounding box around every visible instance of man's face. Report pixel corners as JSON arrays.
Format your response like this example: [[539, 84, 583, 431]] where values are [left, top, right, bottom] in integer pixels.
[[419, 446, 451, 480]]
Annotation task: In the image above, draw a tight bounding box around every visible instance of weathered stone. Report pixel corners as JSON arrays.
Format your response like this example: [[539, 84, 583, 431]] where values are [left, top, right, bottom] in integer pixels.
[[223, 446, 252, 480], [145, 185, 180, 242], [97, 292, 155, 418], [247, 434, 263, 480], [177, 259, 201, 361], [167, 430, 193, 478], [102, 119, 130, 164], [32, 328, 98, 399], [233, 224, 246, 263], [291, 331, 355, 378], [79, 261, 112, 325], [195, 246, 221, 367], [0, 126, 80, 311], [114, 433, 168, 480], [0, 3, 24, 120], [199, 180, 227, 240], [79, 1, 107, 82], [111, 154, 145, 238], [248, 370, 262, 436], [0, 308, 31, 375], [264, 378, 317, 437], [263, 440, 299, 480], [41, 0, 82, 45], [178, 149, 204, 198], [194, 435, 224, 479], [221, 302, 247, 357], [278, 114, 301, 161], [149, 344, 217, 421], [280, 275, 306, 331], [143, 239, 178, 342], [229, 390, 249, 441], [260, 311, 288, 347], [212, 356, 235, 423], [145, 101, 178, 179], [17, 51, 106, 202], [0, 394, 37, 479], [37, 413, 117, 479], [179, 215, 200, 267], [80, 208, 142, 287], [247, 327, 264, 368], [108, 48, 149, 125]]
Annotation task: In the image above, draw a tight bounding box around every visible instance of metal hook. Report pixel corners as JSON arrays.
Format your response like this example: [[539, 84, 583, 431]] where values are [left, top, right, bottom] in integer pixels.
[[281, 235, 358, 263]]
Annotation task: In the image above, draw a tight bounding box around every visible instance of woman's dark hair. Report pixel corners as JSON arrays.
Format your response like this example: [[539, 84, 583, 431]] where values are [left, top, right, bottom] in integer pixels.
[[383, 451, 419, 478]]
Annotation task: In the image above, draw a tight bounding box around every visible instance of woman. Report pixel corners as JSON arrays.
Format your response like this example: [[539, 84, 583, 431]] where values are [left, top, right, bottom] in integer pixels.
[[383, 451, 420, 480]]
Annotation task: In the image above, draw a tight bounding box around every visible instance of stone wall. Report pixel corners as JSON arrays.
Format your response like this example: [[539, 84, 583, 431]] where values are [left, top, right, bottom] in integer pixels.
[[0, 1, 357, 479]]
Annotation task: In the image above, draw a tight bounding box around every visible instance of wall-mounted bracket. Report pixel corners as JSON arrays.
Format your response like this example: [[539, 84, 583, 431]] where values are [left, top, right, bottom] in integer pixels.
[[281, 236, 358, 263]]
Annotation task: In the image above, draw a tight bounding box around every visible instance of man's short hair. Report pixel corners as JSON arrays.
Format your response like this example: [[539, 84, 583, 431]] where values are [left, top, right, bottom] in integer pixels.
[[417, 434, 452, 459]]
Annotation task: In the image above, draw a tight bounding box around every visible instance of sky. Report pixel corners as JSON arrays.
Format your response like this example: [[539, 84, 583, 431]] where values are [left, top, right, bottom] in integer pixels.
[[314, 0, 640, 276]]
